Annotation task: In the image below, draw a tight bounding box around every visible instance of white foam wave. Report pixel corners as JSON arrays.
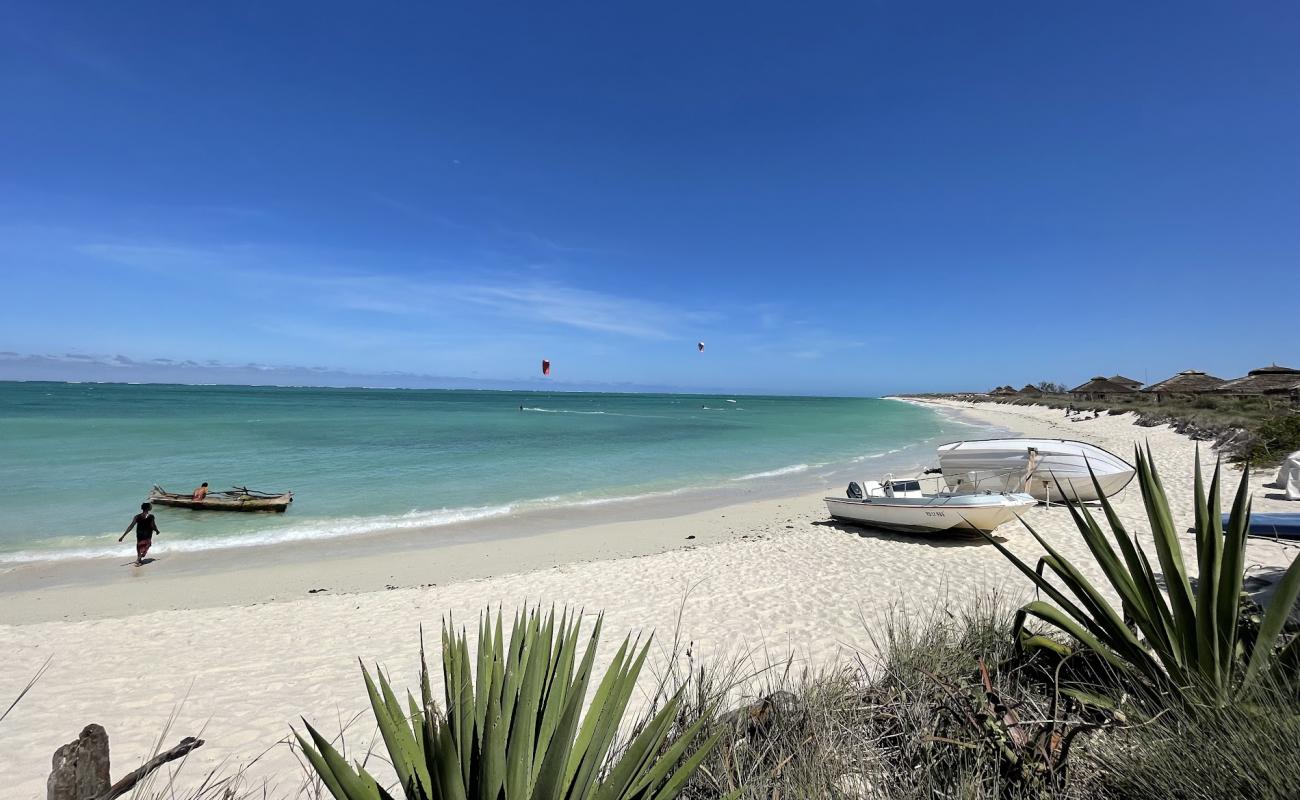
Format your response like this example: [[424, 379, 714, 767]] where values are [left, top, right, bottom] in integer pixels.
[[730, 464, 812, 481], [885, 397, 987, 429], [853, 447, 906, 462], [521, 407, 671, 419], [0, 485, 715, 565], [0, 503, 519, 564], [559, 486, 695, 507]]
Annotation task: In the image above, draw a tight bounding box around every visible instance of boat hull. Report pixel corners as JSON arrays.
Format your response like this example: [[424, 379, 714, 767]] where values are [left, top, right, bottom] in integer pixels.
[[1223, 513, 1300, 540], [937, 438, 1135, 502], [825, 493, 1035, 534], [148, 490, 293, 512]]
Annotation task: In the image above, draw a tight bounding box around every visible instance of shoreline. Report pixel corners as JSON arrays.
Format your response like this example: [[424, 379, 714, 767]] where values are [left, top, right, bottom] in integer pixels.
[[1, 385, 949, 570], [2, 399, 1296, 796], [0, 488, 833, 623], [0, 408, 976, 610]]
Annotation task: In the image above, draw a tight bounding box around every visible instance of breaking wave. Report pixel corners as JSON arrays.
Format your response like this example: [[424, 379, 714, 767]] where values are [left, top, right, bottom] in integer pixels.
[[731, 463, 814, 481]]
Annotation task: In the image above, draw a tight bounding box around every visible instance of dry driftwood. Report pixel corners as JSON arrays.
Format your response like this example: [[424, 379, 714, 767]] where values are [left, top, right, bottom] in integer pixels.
[[93, 736, 205, 800], [47, 725, 111, 800], [47, 726, 204, 800]]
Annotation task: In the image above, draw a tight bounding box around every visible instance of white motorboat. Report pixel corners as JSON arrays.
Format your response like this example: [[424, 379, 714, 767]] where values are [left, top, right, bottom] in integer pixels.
[[937, 438, 1135, 503], [825, 476, 1035, 535]]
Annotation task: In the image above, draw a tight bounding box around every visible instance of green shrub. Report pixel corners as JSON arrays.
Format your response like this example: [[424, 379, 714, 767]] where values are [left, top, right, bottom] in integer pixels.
[[1087, 686, 1300, 800], [297, 606, 729, 800], [1240, 412, 1300, 466], [678, 599, 1106, 800], [983, 447, 1300, 704]]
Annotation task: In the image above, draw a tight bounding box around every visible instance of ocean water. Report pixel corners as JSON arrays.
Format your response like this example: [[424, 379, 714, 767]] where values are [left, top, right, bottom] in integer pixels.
[[0, 383, 971, 562]]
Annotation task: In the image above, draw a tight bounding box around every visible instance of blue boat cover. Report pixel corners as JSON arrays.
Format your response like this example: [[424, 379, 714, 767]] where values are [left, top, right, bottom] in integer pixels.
[[1222, 513, 1300, 539]]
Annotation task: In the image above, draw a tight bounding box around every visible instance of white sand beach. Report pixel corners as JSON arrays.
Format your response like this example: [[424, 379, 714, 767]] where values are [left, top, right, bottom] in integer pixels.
[[2, 400, 1296, 797]]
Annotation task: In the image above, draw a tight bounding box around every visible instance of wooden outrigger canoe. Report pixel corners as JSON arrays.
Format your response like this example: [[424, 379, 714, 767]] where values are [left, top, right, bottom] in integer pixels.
[[149, 485, 294, 512]]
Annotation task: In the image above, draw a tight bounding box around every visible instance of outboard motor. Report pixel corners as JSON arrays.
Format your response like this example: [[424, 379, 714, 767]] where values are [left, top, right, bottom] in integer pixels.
[[846, 481, 864, 499]]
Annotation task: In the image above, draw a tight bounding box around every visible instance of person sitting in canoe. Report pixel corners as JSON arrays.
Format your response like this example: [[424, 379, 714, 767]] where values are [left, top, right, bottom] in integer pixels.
[[119, 502, 160, 566], [192, 482, 209, 501]]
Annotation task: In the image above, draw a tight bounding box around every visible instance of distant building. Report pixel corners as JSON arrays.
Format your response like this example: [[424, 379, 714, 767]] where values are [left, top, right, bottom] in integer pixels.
[[1141, 370, 1226, 403], [989, 385, 1018, 397], [1109, 375, 1144, 390], [1069, 376, 1140, 401], [1214, 364, 1300, 402], [1018, 384, 1044, 397]]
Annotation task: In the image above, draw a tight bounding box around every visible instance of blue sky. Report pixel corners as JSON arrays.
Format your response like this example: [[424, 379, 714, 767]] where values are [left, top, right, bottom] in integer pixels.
[[1, 2, 1297, 395]]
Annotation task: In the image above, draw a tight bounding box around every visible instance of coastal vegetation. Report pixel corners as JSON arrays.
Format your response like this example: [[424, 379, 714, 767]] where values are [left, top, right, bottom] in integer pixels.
[[32, 602, 1300, 800], [296, 607, 729, 800], [982, 446, 1300, 704], [666, 440, 1300, 797], [1243, 412, 1300, 466], [666, 612, 1300, 800], [984, 393, 1299, 466]]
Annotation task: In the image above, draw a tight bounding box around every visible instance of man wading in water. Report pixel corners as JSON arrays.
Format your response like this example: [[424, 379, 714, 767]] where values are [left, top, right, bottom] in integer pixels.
[[119, 502, 160, 565]]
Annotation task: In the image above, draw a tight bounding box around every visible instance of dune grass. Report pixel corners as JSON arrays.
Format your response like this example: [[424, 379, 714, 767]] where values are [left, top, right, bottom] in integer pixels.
[[1085, 684, 1300, 800], [656, 596, 1300, 800], [641, 596, 1109, 800]]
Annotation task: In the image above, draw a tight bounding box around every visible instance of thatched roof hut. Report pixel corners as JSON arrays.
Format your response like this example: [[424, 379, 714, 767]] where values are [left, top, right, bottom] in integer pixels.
[[1142, 370, 1226, 401], [989, 385, 1018, 397], [1070, 376, 1139, 401], [1018, 384, 1044, 397], [1214, 364, 1300, 397], [1109, 375, 1144, 390]]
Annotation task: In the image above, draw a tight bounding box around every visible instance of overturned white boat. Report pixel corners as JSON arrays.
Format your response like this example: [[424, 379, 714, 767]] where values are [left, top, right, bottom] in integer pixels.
[[825, 477, 1035, 535], [937, 438, 1135, 503]]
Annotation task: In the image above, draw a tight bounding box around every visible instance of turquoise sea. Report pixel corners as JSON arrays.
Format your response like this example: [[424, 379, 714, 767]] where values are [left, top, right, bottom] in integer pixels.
[[0, 382, 976, 562]]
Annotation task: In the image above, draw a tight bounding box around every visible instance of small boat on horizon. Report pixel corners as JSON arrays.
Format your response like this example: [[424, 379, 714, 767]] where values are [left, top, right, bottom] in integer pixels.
[[825, 476, 1035, 535], [148, 485, 294, 512], [937, 438, 1135, 503]]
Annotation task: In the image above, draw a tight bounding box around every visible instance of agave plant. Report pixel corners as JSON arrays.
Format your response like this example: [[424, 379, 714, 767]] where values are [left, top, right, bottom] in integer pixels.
[[297, 606, 731, 800], [983, 445, 1300, 703]]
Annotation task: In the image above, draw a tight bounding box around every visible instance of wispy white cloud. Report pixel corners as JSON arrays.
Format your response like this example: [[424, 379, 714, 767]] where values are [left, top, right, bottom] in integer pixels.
[[77, 242, 232, 271], [362, 193, 602, 257], [0, 350, 697, 393], [312, 277, 712, 340], [446, 283, 680, 339], [75, 238, 717, 341], [251, 319, 425, 352], [495, 226, 605, 256], [367, 193, 469, 232]]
